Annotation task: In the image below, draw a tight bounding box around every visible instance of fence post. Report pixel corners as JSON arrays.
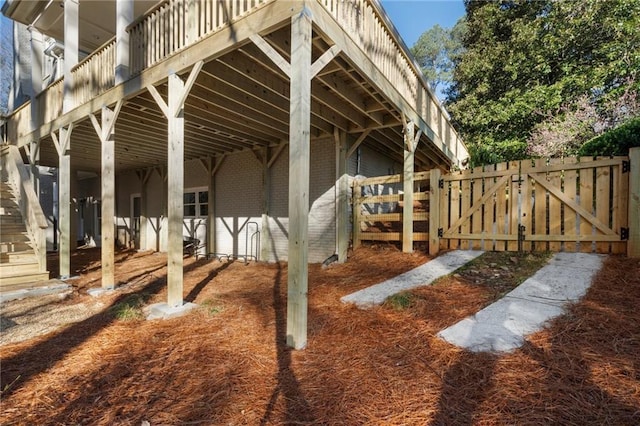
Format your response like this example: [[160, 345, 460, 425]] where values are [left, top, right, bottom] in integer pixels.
[[628, 147, 640, 257], [429, 168, 441, 256], [352, 180, 362, 249]]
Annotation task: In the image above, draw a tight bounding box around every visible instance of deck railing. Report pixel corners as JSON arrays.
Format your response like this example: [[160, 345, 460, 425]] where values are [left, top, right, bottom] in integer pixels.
[[128, 0, 269, 75], [71, 39, 117, 106], [317, 0, 466, 161]]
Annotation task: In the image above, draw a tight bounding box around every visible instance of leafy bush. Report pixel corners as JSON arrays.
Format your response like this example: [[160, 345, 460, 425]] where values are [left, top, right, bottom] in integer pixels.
[[578, 117, 640, 156]]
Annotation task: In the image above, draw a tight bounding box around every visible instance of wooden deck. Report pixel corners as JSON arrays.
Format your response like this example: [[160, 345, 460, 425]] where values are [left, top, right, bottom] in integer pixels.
[[6, 0, 467, 173]]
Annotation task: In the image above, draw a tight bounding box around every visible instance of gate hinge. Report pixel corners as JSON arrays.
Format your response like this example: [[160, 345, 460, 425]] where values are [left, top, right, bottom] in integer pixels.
[[621, 227, 629, 240], [438, 228, 443, 238], [622, 160, 630, 173], [438, 178, 444, 189]]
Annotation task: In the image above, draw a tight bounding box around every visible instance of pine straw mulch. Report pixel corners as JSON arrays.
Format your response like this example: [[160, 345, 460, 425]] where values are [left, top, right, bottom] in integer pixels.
[[1, 246, 639, 425]]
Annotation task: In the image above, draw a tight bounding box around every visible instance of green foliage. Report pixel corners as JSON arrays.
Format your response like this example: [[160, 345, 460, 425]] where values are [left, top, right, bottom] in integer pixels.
[[111, 294, 149, 321], [200, 298, 223, 316], [385, 292, 414, 311], [411, 21, 466, 93], [578, 117, 640, 156], [447, 0, 640, 165]]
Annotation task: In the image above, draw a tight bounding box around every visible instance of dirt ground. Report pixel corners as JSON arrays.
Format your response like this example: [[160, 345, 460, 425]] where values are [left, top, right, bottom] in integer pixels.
[[1, 246, 639, 425]]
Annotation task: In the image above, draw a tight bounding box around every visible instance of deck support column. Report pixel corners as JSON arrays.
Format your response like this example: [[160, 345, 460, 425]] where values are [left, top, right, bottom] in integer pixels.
[[260, 148, 271, 262], [286, 9, 313, 349], [115, 0, 133, 84], [402, 119, 419, 253], [202, 155, 224, 258], [148, 62, 203, 307], [51, 125, 74, 278], [90, 102, 123, 289], [335, 128, 349, 263], [137, 169, 152, 251], [63, 0, 79, 112]]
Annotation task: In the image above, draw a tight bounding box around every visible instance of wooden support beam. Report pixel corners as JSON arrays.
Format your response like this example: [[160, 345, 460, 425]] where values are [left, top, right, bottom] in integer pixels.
[[204, 155, 224, 258], [136, 169, 153, 251], [429, 168, 441, 256], [52, 125, 73, 278], [260, 147, 272, 262], [346, 129, 371, 159], [628, 148, 640, 257], [287, 9, 312, 350], [402, 120, 417, 253], [89, 103, 122, 289], [310, 45, 341, 79], [335, 128, 349, 262], [250, 34, 291, 78], [268, 142, 287, 169]]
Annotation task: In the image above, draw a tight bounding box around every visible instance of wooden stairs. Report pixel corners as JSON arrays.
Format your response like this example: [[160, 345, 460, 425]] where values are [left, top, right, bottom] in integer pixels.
[[0, 179, 50, 289]]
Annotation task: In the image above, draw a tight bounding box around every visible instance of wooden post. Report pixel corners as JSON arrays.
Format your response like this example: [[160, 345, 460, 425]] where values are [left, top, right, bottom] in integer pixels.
[[115, 0, 133, 84], [429, 168, 441, 255], [51, 125, 73, 278], [147, 62, 202, 307], [335, 128, 349, 262], [29, 27, 43, 134], [260, 148, 272, 262], [402, 120, 416, 253], [137, 169, 152, 251], [629, 148, 640, 257], [63, 0, 79, 112], [90, 102, 123, 289], [352, 179, 362, 250], [167, 73, 185, 307], [287, 9, 312, 350], [206, 155, 224, 258]]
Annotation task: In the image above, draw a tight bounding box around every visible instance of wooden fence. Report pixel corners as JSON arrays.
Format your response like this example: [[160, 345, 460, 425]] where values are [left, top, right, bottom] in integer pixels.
[[353, 171, 431, 246], [353, 153, 639, 255]]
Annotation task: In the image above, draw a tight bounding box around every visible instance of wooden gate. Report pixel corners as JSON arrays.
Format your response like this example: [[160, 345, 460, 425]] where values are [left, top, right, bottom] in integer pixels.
[[438, 157, 630, 254]]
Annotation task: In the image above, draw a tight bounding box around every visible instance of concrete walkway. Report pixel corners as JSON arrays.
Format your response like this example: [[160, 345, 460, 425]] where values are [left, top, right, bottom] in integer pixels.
[[437, 252, 605, 353], [341, 250, 484, 308]]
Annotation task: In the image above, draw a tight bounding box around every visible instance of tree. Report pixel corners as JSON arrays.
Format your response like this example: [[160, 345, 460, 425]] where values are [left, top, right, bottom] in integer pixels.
[[411, 20, 465, 94], [446, 0, 640, 165]]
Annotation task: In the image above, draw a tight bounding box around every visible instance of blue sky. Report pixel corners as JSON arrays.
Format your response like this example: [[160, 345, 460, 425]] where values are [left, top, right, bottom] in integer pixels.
[[380, 0, 466, 47]]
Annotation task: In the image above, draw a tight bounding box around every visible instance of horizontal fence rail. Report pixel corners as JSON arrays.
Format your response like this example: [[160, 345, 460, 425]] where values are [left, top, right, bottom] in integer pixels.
[[439, 157, 630, 254], [353, 171, 430, 246]]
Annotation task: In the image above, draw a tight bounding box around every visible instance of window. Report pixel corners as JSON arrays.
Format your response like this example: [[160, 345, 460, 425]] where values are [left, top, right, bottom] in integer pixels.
[[183, 188, 208, 217]]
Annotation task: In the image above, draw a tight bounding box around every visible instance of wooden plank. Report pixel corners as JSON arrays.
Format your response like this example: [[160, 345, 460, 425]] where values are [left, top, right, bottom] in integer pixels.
[[100, 105, 116, 289], [494, 162, 508, 251], [528, 171, 616, 236], [260, 148, 271, 261], [547, 158, 563, 252], [335, 130, 349, 263], [429, 168, 441, 255], [595, 159, 612, 253], [444, 233, 519, 241], [353, 181, 363, 249], [286, 10, 311, 350], [360, 232, 429, 242], [460, 169, 471, 249], [449, 174, 461, 249], [507, 161, 520, 252], [439, 170, 449, 250], [578, 157, 594, 252], [611, 161, 628, 254], [58, 126, 72, 278], [482, 163, 496, 251], [563, 157, 579, 252], [354, 173, 402, 187], [361, 212, 429, 222], [471, 166, 483, 250], [520, 160, 532, 251], [527, 234, 622, 242], [166, 72, 185, 307], [628, 148, 640, 257], [402, 145, 415, 253]]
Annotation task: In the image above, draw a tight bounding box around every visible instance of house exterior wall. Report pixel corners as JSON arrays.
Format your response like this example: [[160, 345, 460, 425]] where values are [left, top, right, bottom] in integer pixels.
[[76, 138, 399, 263]]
